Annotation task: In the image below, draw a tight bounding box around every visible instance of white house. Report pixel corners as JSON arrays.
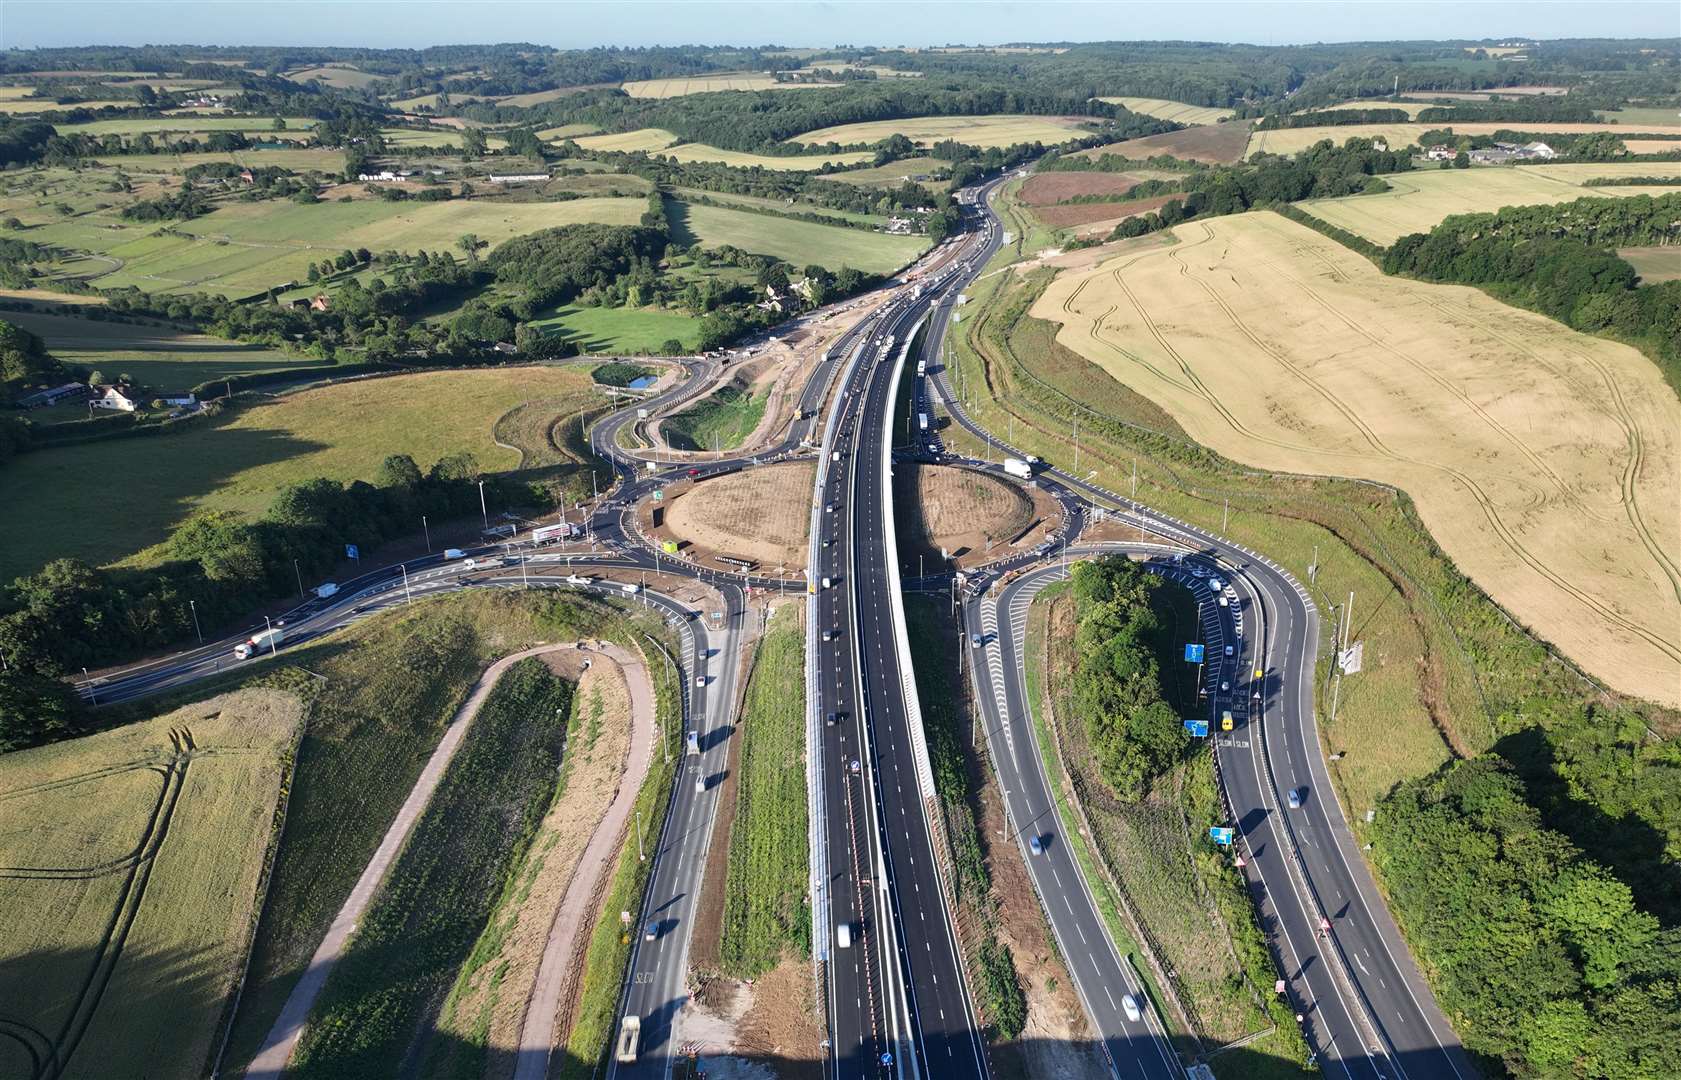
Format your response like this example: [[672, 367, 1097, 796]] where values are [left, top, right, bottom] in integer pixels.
[[1520, 141, 1557, 160], [1426, 146, 1457, 161], [91, 386, 139, 412]]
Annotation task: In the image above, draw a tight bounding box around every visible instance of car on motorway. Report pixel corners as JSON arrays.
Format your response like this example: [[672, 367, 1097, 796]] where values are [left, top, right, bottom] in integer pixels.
[[825, 503, 835, 514], [695, 774, 706, 793], [1028, 835, 1043, 856], [822, 629, 837, 641], [1288, 787, 1304, 809], [836, 922, 852, 948], [1224, 644, 1235, 657], [695, 673, 707, 687], [970, 633, 983, 648], [1121, 994, 1142, 1023], [687, 468, 700, 477], [826, 711, 839, 726], [644, 920, 658, 941]]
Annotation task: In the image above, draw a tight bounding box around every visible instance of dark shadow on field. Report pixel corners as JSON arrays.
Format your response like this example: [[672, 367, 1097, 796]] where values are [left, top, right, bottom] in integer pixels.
[[0, 943, 223, 1080], [0, 413, 330, 581], [664, 198, 699, 251]]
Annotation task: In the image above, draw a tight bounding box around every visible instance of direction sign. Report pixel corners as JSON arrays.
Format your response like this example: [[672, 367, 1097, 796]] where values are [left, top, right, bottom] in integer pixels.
[[1209, 827, 1235, 846], [345, 544, 359, 560], [1184, 643, 1206, 663], [1338, 641, 1364, 674], [1183, 719, 1209, 738]]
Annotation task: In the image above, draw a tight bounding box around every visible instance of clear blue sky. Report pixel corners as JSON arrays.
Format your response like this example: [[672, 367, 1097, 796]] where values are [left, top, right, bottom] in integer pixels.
[[2, 1, 1675, 50]]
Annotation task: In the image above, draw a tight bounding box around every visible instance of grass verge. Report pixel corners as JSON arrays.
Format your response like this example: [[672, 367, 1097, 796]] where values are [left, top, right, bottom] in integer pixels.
[[719, 603, 811, 976], [663, 384, 767, 452]]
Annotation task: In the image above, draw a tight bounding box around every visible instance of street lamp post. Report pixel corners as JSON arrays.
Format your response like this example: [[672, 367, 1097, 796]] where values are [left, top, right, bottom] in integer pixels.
[[478, 479, 487, 530], [422, 515, 431, 553], [264, 614, 278, 658], [401, 563, 413, 606], [293, 558, 304, 599], [189, 599, 203, 644]]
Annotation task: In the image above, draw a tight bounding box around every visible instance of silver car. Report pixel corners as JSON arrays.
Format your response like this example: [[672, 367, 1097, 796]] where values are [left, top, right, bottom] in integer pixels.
[[1121, 994, 1142, 1022]]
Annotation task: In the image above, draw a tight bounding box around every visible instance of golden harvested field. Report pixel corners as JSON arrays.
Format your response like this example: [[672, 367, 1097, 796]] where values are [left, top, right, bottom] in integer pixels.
[[793, 114, 1093, 149], [664, 460, 815, 568], [1070, 122, 1253, 164], [622, 73, 838, 97], [1401, 86, 1567, 100], [663, 143, 874, 170], [0, 689, 302, 1080], [1247, 121, 1681, 157], [535, 123, 602, 141], [1313, 100, 1435, 118], [285, 64, 382, 89], [573, 128, 682, 153], [0, 97, 129, 113], [1098, 97, 1234, 125], [1297, 164, 1681, 246], [1033, 211, 1681, 705]]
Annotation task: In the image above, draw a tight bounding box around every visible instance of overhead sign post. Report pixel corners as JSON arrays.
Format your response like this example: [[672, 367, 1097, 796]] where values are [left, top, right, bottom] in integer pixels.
[[1183, 719, 1209, 738], [1184, 643, 1206, 663], [1209, 827, 1235, 847]]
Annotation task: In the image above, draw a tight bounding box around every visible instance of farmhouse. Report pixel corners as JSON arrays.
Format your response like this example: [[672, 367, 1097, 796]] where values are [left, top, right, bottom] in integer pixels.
[[90, 385, 139, 412], [1426, 145, 1457, 161], [15, 382, 87, 409]]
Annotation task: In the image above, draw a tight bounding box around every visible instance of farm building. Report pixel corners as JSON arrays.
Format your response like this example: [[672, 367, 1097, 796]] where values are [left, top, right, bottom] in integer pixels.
[[16, 382, 87, 409], [91, 385, 139, 412], [488, 173, 551, 184]]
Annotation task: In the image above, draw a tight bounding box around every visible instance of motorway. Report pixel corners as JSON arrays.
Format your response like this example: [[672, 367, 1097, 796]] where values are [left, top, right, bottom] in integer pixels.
[[73, 164, 1475, 1080], [920, 181, 1476, 1079]]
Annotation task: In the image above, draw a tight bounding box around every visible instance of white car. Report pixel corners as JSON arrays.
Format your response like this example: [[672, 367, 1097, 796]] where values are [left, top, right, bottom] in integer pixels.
[[1028, 835, 1043, 856], [1224, 645, 1235, 657], [1121, 994, 1142, 1023], [695, 674, 707, 687]]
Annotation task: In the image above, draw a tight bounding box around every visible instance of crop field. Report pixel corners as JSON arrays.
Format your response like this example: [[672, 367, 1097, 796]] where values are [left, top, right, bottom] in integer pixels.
[[572, 127, 682, 153], [1098, 97, 1234, 125], [1033, 211, 1681, 705], [1296, 163, 1681, 245], [528, 303, 702, 353], [719, 603, 810, 976], [1069, 122, 1252, 164], [1598, 106, 1681, 126], [51, 116, 319, 136], [377, 126, 509, 150], [622, 72, 837, 97], [664, 460, 815, 569], [1400, 86, 1567, 101], [534, 122, 602, 141], [1246, 120, 1681, 157], [676, 187, 885, 226], [660, 142, 875, 170], [289, 657, 573, 1077], [285, 65, 382, 89], [1031, 193, 1179, 231], [1018, 170, 1176, 205], [1620, 246, 1681, 283], [825, 156, 949, 189], [0, 96, 130, 113], [0, 366, 597, 579], [793, 114, 1092, 149], [89, 196, 645, 297], [1312, 100, 1436, 118], [90, 148, 345, 173], [0, 689, 302, 1080], [0, 309, 313, 389], [670, 200, 928, 275]]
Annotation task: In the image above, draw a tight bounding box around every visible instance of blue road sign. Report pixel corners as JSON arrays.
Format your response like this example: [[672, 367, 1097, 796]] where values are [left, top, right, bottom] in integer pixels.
[[345, 544, 359, 560], [1209, 827, 1236, 846], [1184, 719, 1210, 738], [1184, 643, 1206, 663]]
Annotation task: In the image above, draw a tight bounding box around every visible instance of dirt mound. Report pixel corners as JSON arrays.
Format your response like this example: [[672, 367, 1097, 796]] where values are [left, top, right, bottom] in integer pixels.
[[662, 460, 816, 570], [894, 463, 1045, 569]]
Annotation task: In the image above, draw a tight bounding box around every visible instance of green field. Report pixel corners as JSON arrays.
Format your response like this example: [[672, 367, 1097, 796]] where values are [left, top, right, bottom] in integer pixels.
[[2, 309, 314, 389], [0, 97, 130, 113], [719, 603, 810, 976], [677, 187, 887, 227], [670, 200, 928, 275], [0, 366, 597, 579], [290, 657, 573, 1077], [1597, 105, 1681, 126], [661, 142, 875, 170], [1620, 245, 1681, 283], [285, 65, 382, 90], [52, 116, 319, 136], [535, 123, 602, 141], [662, 384, 767, 451], [90, 147, 344, 174], [87, 196, 646, 297], [825, 156, 950, 189], [378, 126, 510, 150], [793, 114, 1093, 149], [530, 303, 703, 353], [0, 689, 302, 1080], [573, 128, 682, 153]]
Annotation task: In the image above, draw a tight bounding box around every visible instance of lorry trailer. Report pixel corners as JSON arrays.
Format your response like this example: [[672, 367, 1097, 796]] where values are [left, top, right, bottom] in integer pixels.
[[234, 627, 284, 660]]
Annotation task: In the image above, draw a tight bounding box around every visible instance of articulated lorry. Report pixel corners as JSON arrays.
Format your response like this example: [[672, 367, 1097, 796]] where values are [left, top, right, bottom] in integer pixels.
[[234, 627, 284, 660], [1003, 457, 1035, 479]]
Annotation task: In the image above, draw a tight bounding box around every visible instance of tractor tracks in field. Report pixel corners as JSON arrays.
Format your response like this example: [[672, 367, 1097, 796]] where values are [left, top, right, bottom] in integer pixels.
[[0, 727, 199, 1080]]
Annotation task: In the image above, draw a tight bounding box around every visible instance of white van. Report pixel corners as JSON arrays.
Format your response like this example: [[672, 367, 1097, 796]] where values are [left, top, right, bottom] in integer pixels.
[[836, 922, 853, 949], [443, 548, 465, 560]]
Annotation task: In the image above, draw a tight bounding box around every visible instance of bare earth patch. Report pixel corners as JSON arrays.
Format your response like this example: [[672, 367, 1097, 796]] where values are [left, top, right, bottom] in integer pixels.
[[682, 955, 825, 1080], [1018, 172, 1162, 206], [661, 460, 817, 571], [1031, 195, 1178, 230], [1034, 210, 1681, 705], [894, 463, 1061, 570]]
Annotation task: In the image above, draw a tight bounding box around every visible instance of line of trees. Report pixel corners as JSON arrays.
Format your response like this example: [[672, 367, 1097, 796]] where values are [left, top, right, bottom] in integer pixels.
[[0, 451, 532, 751], [1069, 556, 1187, 800]]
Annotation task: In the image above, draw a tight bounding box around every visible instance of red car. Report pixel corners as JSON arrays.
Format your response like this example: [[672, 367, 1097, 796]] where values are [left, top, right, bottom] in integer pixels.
[[687, 468, 700, 478]]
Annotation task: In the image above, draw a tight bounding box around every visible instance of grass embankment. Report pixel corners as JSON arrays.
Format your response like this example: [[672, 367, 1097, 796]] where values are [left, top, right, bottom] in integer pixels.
[[662, 384, 767, 452], [555, 637, 681, 1080], [530, 303, 703, 354], [289, 658, 575, 1078], [669, 200, 928, 276], [719, 603, 810, 976], [1034, 580, 1310, 1074], [0, 690, 301, 1080], [901, 596, 1027, 1042], [188, 590, 653, 1072], [0, 307, 313, 390]]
